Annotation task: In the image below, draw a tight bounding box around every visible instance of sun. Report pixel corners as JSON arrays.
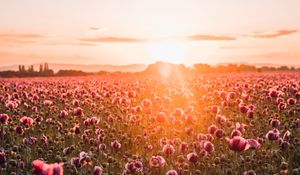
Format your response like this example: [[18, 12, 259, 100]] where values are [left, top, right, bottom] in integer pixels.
[[146, 40, 187, 64]]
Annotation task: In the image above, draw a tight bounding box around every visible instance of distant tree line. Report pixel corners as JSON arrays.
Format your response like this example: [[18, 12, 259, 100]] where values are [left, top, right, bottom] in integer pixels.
[[193, 63, 300, 73], [0, 62, 300, 78], [0, 63, 99, 77], [143, 62, 300, 76], [0, 63, 54, 77], [56, 70, 93, 76]]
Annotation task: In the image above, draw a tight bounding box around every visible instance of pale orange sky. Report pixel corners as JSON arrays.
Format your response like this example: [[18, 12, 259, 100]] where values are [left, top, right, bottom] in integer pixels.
[[0, 0, 300, 66]]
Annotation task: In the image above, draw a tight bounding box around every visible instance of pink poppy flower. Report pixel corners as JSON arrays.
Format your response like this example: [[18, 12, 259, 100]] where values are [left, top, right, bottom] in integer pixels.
[[0, 152, 6, 165], [215, 129, 224, 138], [59, 110, 68, 118], [269, 118, 280, 128], [203, 141, 215, 153], [227, 136, 250, 152], [231, 129, 242, 138], [111, 140, 121, 150], [265, 129, 280, 141], [211, 105, 220, 114], [73, 107, 83, 116], [287, 98, 296, 105], [187, 152, 198, 163], [141, 98, 152, 108], [20, 116, 34, 126], [156, 112, 166, 122], [208, 124, 218, 135], [179, 142, 188, 153], [92, 166, 103, 175], [242, 170, 256, 175], [283, 130, 291, 140], [162, 144, 175, 155], [166, 170, 178, 175], [239, 103, 249, 114], [0, 114, 9, 125], [247, 110, 254, 119], [173, 108, 184, 118], [215, 114, 227, 124], [32, 160, 64, 175], [149, 156, 166, 168], [124, 160, 143, 173], [15, 126, 24, 135], [247, 139, 261, 149]]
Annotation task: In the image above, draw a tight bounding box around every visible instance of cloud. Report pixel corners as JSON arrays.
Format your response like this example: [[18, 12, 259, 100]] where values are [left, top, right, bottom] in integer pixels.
[[0, 33, 44, 39], [185, 34, 236, 41], [0, 32, 97, 47], [79, 36, 145, 43], [220, 45, 255, 50], [76, 42, 99, 46], [248, 29, 298, 38], [184, 29, 298, 42], [89, 27, 99, 30], [0, 32, 45, 46]]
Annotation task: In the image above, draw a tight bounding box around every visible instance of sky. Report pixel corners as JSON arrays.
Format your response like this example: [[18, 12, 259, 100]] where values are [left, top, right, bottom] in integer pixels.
[[0, 0, 300, 66]]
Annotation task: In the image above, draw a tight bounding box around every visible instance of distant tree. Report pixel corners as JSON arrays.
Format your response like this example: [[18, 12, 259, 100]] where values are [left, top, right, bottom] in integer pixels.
[[45, 63, 54, 76], [21, 65, 25, 72], [291, 67, 295, 71], [19, 65, 26, 72], [277, 66, 289, 71], [28, 65, 34, 72], [227, 64, 238, 72], [194, 64, 212, 73], [56, 70, 91, 76], [44, 63, 49, 72], [239, 64, 257, 72], [215, 65, 227, 73], [98, 71, 109, 75], [39, 64, 43, 72]]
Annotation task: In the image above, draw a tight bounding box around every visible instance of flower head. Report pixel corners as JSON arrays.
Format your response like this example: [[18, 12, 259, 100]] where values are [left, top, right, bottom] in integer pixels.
[[187, 152, 198, 163], [149, 156, 166, 168], [32, 160, 64, 175], [227, 136, 250, 152], [0, 114, 9, 125]]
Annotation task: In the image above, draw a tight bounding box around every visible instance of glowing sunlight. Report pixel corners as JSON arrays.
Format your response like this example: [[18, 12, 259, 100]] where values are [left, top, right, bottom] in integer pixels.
[[147, 40, 188, 64]]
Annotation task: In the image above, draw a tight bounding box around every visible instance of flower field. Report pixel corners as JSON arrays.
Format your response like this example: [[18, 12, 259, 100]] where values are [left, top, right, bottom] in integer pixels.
[[0, 73, 299, 175]]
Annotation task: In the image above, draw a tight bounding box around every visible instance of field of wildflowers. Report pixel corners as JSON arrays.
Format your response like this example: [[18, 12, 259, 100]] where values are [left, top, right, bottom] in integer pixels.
[[0, 73, 299, 175]]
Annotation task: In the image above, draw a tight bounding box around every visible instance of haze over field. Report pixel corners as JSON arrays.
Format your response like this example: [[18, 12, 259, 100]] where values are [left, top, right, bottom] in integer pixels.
[[1, 0, 300, 67]]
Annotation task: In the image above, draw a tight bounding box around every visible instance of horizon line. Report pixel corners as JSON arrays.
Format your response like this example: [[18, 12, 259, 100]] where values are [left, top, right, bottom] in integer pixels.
[[1, 60, 300, 68]]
